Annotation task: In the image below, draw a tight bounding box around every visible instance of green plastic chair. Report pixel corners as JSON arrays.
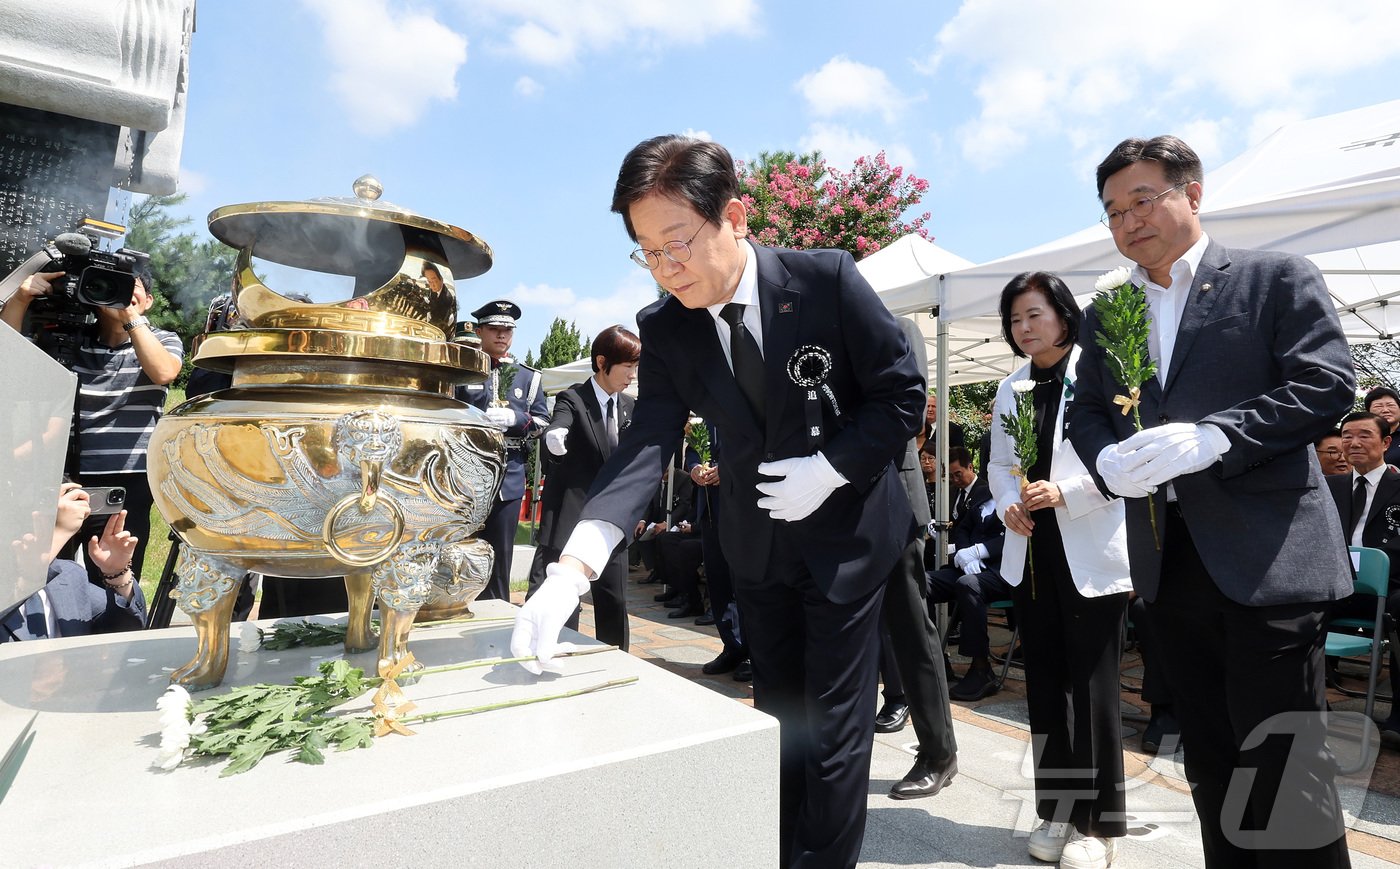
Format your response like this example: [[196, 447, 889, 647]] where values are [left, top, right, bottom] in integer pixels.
[[1326, 547, 1392, 723]]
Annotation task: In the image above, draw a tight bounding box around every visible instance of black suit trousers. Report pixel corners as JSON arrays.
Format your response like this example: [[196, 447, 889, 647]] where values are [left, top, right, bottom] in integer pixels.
[[736, 524, 886, 869], [880, 538, 956, 766], [1150, 506, 1350, 868], [1011, 512, 1128, 838]]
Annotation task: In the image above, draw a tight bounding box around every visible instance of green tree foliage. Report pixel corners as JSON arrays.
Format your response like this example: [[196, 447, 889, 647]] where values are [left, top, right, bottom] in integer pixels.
[[125, 194, 236, 383], [535, 317, 589, 368]]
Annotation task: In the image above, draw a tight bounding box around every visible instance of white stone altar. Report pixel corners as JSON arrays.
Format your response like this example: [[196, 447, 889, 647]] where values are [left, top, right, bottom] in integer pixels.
[[0, 600, 780, 867]]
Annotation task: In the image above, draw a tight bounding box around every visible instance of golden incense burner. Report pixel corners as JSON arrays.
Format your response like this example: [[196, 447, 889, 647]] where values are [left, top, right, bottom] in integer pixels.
[[148, 177, 506, 689]]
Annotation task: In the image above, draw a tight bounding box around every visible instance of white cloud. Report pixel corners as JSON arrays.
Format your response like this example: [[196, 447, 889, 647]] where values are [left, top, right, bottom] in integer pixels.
[[463, 0, 758, 67], [303, 0, 467, 135], [799, 123, 916, 172], [680, 128, 714, 142], [513, 270, 658, 344], [931, 0, 1400, 169], [514, 75, 542, 98], [795, 56, 909, 124]]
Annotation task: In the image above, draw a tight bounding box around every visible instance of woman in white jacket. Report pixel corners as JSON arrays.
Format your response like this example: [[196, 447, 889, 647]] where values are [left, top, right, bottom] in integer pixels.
[[989, 272, 1132, 869]]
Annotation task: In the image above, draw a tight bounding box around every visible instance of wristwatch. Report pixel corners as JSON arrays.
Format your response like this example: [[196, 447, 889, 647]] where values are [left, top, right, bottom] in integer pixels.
[[123, 315, 151, 333]]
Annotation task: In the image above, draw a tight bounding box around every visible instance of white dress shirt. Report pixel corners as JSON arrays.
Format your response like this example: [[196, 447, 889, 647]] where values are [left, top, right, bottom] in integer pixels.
[[1135, 232, 1209, 385], [1350, 463, 1388, 547], [589, 375, 619, 436]]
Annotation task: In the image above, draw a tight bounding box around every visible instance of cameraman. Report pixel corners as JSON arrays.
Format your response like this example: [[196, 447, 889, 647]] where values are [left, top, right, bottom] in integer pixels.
[[2, 268, 183, 587]]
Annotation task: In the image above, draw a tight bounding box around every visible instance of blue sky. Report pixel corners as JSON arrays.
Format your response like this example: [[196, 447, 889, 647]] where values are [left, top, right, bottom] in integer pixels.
[[169, 0, 1400, 358]]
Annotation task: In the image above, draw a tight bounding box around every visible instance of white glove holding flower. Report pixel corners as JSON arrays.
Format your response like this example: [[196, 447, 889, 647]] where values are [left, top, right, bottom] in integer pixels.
[[1118, 423, 1230, 489], [544, 428, 569, 456], [755, 452, 847, 522], [509, 562, 587, 674], [485, 407, 515, 429], [1096, 444, 1157, 499]]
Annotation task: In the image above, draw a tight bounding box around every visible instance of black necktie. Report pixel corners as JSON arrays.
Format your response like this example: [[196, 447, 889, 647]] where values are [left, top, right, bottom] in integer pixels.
[[954, 487, 967, 521], [605, 396, 618, 453], [1350, 476, 1369, 538], [720, 302, 765, 425]]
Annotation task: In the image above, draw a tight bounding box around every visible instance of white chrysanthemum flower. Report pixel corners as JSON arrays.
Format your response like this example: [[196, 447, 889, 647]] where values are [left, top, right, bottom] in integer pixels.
[[1095, 266, 1133, 293], [154, 685, 195, 770], [687, 416, 703, 426], [1011, 380, 1036, 394]]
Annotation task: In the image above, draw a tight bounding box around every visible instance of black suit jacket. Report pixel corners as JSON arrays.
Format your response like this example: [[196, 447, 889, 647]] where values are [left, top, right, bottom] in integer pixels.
[[948, 477, 1004, 570], [579, 244, 926, 604], [1328, 469, 1400, 585], [1070, 240, 1355, 606], [537, 381, 635, 549]]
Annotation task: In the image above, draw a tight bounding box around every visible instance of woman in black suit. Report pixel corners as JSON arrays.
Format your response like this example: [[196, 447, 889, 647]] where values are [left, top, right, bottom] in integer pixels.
[[530, 325, 639, 649]]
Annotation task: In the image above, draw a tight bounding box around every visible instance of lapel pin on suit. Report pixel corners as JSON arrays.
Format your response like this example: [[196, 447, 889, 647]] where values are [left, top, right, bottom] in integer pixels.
[[779, 301, 794, 314], [1200, 282, 1213, 293]]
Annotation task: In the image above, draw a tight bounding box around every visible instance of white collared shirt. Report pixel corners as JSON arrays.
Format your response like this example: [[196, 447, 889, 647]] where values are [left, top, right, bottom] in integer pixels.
[[1135, 232, 1210, 385], [705, 239, 764, 368], [589, 375, 619, 430], [1350, 463, 1389, 547]]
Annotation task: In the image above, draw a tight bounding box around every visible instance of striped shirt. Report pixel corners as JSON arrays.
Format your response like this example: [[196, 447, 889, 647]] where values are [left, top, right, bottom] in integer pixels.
[[75, 327, 184, 475]]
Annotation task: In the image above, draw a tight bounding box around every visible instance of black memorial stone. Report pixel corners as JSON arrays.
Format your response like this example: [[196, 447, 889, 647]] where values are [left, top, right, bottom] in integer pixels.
[[0, 103, 120, 275]]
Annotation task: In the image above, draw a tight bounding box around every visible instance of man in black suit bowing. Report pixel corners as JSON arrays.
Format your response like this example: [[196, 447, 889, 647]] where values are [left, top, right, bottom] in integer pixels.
[[1070, 135, 1354, 868], [512, 134, 926, 868], [1327, 412, 1400, 740], [530, 325, 639, 651]]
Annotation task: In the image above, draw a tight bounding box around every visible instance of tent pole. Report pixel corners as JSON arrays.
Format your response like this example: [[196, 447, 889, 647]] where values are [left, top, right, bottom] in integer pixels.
[[935, 276, 950, 562]]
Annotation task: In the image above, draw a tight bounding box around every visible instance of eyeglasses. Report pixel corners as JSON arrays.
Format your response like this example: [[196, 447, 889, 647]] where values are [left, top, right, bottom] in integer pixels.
[[630, 222, 707, 270], [1317, 448, 1345, 458], [1100, 182, 1187, 229]]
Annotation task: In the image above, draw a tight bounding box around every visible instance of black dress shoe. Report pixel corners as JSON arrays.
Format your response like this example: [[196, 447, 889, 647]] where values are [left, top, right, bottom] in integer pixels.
[[702, 647, 745, 675], [874, 701, 911, 733], [668, 599, 704, 619], [948, 667, 998, 701], [1142, 708, 1181, 755], [638, 571, 660, 585], [889, 755, 958, 799], [732, 659, 753, 682], [653, 589, 681, 603], [693, 612, 716, 626]]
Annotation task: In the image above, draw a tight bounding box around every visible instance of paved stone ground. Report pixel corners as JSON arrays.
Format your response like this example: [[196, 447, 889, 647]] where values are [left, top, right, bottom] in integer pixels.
[[522, 561, 1400, 867]]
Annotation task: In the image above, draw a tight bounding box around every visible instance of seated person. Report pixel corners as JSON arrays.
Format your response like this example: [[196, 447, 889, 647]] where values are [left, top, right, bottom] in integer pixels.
[[1315, 428, 1350, 476], [926, 447, 1010, 701], [1326, 412, 1400, 741], [3, 483, 146, 641]]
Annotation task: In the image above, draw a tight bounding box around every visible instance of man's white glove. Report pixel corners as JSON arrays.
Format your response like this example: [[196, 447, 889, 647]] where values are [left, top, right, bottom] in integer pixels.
[[1096, 444, 1157, 499], [1118, 423, 1230, 489], [755, 452, 847, 522], [544, 428, 568, 456], [509, 562, 588, 674], [954, 544, 988, 575], [485, 406, 515, 429]]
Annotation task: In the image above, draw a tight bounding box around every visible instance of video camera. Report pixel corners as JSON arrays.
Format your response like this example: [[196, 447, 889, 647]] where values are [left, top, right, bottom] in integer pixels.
[[22, 219, 150, 368]]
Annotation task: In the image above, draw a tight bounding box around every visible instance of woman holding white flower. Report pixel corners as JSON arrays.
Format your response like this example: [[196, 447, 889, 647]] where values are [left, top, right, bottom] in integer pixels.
[[989, 272, 1132, 869]]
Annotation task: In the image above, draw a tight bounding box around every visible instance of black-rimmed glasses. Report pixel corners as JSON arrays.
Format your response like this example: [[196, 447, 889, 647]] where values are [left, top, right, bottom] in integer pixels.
[[1101, 182, 1187, 229], [630, 222, 707, 270]]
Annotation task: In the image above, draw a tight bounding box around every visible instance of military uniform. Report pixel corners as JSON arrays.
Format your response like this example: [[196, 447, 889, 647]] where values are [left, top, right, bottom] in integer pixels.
[[455, 301, 549, 601]]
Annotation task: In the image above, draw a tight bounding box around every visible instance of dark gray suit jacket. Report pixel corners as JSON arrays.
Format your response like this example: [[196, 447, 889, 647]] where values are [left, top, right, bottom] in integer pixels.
[[1069, 240, 1355, 606]]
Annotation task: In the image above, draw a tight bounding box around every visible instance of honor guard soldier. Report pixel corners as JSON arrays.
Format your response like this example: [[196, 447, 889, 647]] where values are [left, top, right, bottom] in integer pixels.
[[456, 300, 549, 601]]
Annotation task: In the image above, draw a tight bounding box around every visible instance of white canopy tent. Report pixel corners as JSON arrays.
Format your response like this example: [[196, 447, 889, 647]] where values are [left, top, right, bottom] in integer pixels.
[[877, 99, 1400, 388]]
